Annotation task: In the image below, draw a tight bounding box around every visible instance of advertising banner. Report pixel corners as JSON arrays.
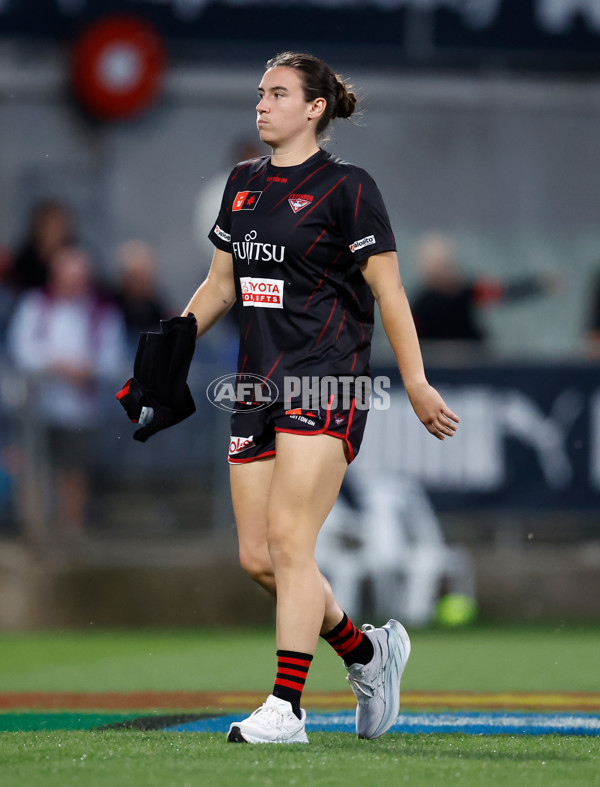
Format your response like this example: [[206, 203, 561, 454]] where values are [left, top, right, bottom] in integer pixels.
[[1, 1, 600, 70], [363, 363, 600, 511]]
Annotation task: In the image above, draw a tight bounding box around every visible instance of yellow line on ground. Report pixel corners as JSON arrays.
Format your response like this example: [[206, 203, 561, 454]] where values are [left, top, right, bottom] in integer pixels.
[[1, 691, 599, 712]]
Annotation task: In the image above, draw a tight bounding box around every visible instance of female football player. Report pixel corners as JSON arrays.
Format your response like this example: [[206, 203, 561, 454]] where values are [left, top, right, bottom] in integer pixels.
[[183, 51, 459, 744]]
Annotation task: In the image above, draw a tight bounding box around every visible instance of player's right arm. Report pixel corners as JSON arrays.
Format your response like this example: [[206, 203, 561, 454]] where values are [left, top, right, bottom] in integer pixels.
[[182, 248, 236, 338]]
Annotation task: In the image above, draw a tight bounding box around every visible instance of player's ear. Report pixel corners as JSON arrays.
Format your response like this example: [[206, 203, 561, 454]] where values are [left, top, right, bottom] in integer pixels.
[[308, 97, 326, 122]]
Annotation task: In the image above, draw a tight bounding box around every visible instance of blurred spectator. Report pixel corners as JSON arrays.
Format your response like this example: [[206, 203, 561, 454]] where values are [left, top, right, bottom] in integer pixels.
[[10, 199, 75, 292], [8, 246, 127, 538], [113, 239, 172, 347], [411, 232, 561, 344], [0, 245, 18, 354], [193, 138, 266, 274], [586, 268, 600, 358]]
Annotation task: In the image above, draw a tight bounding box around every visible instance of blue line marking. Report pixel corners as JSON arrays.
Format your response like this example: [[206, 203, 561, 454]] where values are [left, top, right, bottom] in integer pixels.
[[164, 711, 600, 736]]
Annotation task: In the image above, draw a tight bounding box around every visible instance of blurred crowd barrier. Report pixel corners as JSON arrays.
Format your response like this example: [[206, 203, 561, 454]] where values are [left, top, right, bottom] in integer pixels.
[[1, 351, 599, 628], [1, 353, 598, 542], [0, 350, 234, 542]]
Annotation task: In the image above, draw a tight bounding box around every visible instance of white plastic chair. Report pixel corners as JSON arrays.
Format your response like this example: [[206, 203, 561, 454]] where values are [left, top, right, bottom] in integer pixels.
[[316, 471, 475, 626]]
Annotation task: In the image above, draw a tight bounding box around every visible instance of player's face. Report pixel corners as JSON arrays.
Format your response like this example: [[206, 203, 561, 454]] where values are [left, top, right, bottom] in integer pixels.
[[256, 67, 318, 148]]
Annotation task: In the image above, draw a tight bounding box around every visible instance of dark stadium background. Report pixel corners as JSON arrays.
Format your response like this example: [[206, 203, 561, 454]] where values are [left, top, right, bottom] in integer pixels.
[[0, 0, 599, 629]]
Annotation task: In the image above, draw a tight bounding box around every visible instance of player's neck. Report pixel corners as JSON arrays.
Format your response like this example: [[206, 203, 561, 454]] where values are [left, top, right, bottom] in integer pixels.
[[269, 140, 320, 168]]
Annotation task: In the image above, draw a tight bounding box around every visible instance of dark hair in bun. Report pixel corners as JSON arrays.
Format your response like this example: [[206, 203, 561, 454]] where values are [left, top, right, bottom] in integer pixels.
[[333, 80, 356, 120], [265, 51, 356, 136]]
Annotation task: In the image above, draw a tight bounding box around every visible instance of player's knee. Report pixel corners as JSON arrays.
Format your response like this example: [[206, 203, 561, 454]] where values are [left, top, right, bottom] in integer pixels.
[[239, 548, 273, 587], [267, 527, 311, 569]]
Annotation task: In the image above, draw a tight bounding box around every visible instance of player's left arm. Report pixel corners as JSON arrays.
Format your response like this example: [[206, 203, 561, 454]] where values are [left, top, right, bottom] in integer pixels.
[[360, 251, 459, 440]]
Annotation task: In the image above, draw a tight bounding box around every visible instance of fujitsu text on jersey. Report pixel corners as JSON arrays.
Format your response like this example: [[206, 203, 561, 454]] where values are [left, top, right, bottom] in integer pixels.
[[233, 230, 285, 264]]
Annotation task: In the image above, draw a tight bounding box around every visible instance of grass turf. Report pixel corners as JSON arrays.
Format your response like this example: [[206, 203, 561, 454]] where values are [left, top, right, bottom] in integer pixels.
[[0, 730, 598, 787], [0, 625, 598, 693], [1, 625, 599, 786]]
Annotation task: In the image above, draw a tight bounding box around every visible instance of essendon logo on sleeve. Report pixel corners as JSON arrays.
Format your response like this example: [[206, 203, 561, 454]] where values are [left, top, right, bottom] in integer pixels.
[[232, 191, 262, 211]]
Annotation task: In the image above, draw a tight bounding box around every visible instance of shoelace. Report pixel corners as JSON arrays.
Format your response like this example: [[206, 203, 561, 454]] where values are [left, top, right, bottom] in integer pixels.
[[346, 673, 377, 698], [250, 702, 293, 728]]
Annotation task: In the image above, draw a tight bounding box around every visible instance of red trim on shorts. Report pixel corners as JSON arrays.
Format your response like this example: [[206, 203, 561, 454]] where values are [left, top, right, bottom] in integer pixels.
[[324, 431, 354, 462], [228, 450, 276, 465], [324, 397, 357, 463], [344, 399, 357, 462]]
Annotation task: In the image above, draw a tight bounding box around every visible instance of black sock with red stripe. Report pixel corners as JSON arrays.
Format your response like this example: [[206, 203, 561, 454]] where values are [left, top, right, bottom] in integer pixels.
[[321, 612, 374, 667], [272, 650, 313, 719]]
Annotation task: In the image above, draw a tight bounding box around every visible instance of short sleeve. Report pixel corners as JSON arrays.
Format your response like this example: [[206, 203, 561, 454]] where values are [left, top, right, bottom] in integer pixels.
[[336, 167, 396, 264], [208, 169, 236, 253]]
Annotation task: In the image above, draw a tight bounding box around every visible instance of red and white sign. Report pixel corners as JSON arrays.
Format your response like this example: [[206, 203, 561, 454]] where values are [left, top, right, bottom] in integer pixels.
[[229, 435, 255, 455], [70, 14, 166, 120], [240, 277, 284, 308]]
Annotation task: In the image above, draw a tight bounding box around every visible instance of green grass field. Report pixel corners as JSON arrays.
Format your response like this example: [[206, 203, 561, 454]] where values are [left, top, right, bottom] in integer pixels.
[[1, 625, 599, 786]]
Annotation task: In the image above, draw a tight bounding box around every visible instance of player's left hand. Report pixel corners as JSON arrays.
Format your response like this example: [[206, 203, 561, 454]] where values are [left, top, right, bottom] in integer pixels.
[[405, 380, 460, 440]]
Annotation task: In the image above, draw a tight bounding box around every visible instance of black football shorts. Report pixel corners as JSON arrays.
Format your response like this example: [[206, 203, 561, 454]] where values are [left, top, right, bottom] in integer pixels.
[[228, 398, 368, 465]]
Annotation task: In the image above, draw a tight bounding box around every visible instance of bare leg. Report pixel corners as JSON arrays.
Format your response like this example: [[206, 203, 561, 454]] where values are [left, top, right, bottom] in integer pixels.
[[230, 457, 275, 592], [228, 435, 409, 745], [230, 450, 345, 635], [267, 432, 348, 653]]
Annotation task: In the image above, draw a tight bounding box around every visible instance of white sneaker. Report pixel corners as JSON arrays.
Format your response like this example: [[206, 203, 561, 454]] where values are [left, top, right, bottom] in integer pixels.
[[346, 619, 411, 739], [226, 695, 308, 744]]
